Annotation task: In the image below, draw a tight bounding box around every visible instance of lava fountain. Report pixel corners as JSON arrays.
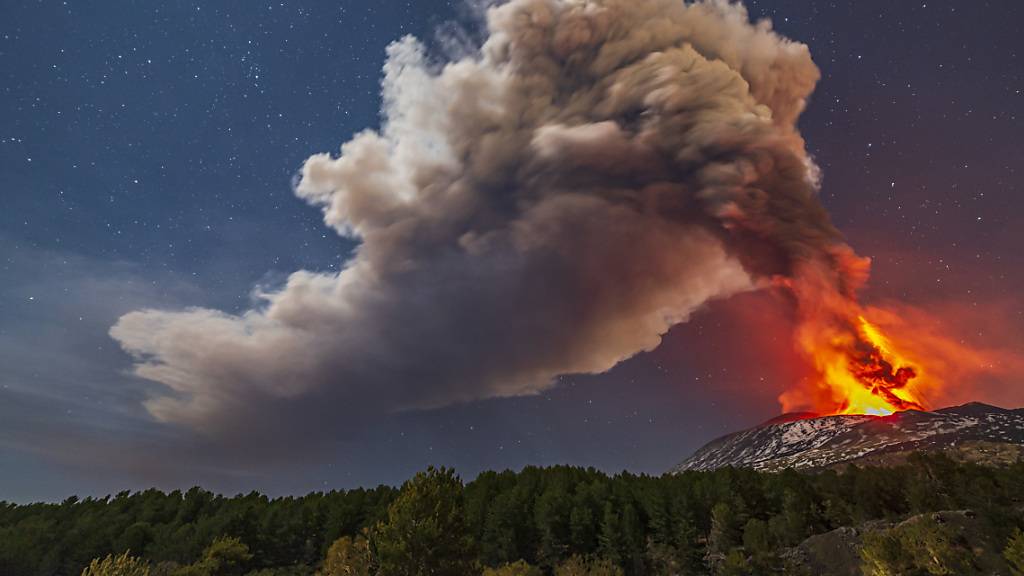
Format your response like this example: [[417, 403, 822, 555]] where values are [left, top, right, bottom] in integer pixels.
[[774, 258, 938, 417], [773, 260, 1017, 418], [807, 314, 926, 416]]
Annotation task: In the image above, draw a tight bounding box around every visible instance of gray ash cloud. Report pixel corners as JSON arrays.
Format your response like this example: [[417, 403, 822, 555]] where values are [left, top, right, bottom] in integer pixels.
[[111, 0, 858, 450]]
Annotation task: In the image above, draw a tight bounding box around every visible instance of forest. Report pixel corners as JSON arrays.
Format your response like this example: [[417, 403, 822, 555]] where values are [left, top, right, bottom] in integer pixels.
[[3, 454, 1024, 576]]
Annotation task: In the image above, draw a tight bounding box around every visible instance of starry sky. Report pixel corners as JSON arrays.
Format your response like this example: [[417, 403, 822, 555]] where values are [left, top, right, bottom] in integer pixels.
[[1, 0, 1022, 503]]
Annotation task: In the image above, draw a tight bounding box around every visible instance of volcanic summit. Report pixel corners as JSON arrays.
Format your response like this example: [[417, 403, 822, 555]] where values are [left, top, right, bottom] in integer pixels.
[[673, 402, 1024, 472]]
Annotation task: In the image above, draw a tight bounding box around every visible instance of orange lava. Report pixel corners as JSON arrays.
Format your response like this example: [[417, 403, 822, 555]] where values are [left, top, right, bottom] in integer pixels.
[[773, 254, 1021, 417], [822, 316, 926, 415], [783, 301, 933, 416]]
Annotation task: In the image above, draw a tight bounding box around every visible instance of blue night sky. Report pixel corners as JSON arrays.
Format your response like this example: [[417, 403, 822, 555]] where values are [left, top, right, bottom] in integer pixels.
[[1, 0, 1022, 503]]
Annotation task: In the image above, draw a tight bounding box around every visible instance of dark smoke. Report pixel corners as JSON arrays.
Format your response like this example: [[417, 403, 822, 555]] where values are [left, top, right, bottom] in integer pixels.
[[111, 0, 860, 448], [849, 345, 922, 411]]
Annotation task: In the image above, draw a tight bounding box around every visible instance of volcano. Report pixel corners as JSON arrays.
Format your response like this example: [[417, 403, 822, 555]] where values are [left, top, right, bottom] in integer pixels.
[[672, 402, 1024, 472]]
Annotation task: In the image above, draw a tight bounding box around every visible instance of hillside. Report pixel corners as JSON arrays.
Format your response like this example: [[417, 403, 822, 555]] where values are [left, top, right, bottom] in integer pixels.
[[673, 402, 1024, 473]]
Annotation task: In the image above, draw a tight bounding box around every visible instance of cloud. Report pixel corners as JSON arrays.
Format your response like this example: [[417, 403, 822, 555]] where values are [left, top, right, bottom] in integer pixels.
[[111, 0, 853, 450]]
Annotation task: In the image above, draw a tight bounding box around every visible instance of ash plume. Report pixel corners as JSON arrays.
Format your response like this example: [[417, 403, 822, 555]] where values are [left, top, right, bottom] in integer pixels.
[[111, 0, 860, 447]]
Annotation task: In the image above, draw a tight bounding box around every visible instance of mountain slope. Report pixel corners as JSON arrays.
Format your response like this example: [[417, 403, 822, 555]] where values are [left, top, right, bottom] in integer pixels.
[[673, 402, 1024, 472]]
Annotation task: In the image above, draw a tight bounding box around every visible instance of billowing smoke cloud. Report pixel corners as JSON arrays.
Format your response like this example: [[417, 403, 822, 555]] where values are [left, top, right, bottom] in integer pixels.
[[111, 0, 858, 447]]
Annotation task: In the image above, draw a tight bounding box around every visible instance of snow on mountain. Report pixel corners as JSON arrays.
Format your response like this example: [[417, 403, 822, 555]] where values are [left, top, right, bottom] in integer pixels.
[[672, 402, 1024, 472]]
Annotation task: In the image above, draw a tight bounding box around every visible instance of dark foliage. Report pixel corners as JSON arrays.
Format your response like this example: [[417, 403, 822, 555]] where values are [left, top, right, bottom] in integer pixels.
[[1, 455, 1022, 575]]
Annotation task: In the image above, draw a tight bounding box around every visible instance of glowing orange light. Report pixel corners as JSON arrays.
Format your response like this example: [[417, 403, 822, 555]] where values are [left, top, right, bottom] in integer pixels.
[[794, 313, 928, 417]]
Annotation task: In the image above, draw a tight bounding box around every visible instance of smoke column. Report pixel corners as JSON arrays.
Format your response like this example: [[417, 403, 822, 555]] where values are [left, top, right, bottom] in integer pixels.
[[111, 0, 868, 446]]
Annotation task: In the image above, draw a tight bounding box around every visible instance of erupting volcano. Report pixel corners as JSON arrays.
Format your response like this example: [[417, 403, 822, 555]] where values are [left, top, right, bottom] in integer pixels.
[[103, 0, 1023, 455], [801, 313, 928, 417], [765, 250, 945, 419]]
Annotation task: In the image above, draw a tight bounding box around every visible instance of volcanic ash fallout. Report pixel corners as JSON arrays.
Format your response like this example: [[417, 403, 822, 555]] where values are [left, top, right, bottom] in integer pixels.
[[110, 0, 1005, 448]]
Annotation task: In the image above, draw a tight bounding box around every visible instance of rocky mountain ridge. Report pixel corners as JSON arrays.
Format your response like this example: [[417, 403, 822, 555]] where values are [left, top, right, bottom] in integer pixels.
[[673, 402, 1024, 472]]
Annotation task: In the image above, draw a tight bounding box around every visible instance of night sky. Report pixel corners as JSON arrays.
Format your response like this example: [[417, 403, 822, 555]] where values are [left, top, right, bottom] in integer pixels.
[[2, 0, 1022, 503]]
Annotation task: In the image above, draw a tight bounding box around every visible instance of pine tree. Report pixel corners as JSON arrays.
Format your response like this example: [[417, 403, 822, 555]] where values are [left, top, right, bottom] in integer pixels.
[[772, 489, 818, 546], [480, 495, 521, 566], [535, 485, 572, 567], [81, 552, 150, 576], [569, 503, 596, 555], [372, 467, 477, 576], [597, 502, 624, 566], [1004, 528, 1024, 576], [716, 549, 750, 576], [619, 503, 644, 574], [742, 519, 775, 573], [174, 536, 252, 576], [708, 502, 740, 556], [322, 534, 373, 576]]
